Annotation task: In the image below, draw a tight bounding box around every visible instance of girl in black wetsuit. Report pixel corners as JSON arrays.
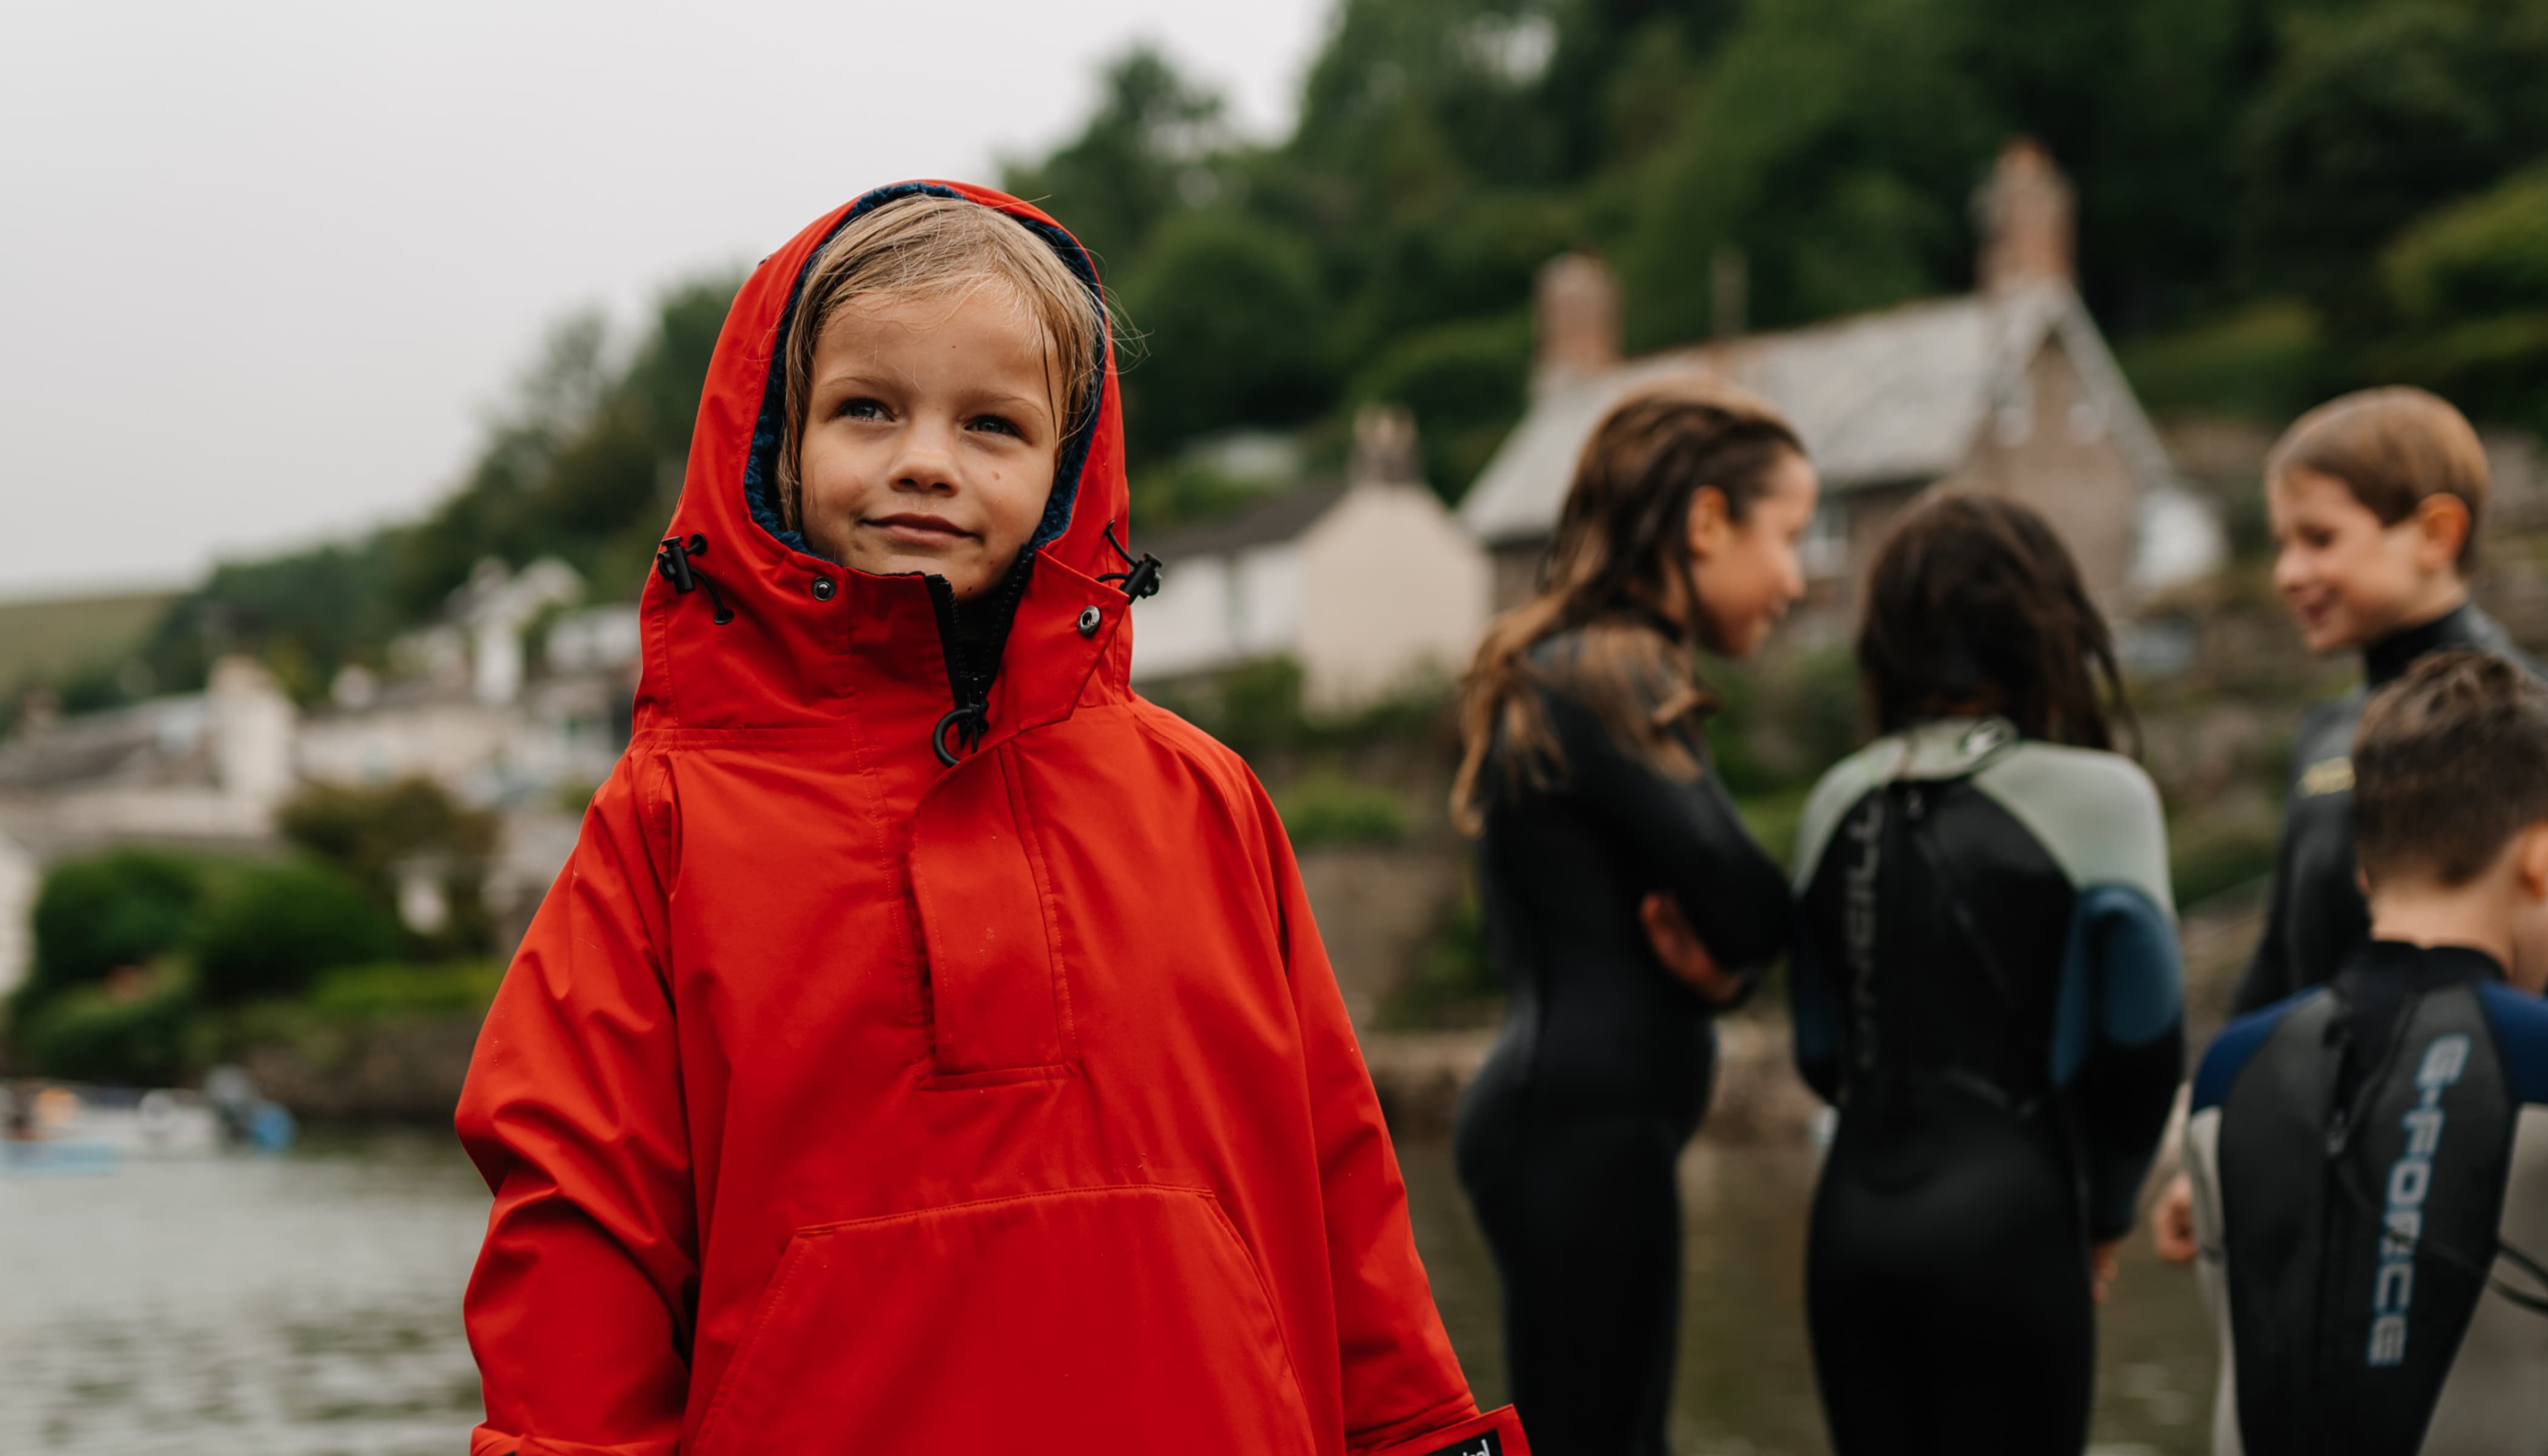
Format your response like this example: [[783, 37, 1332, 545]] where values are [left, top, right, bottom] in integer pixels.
[[1788, 496, 2183, 1454], [1451, 377, 1817, 1455]]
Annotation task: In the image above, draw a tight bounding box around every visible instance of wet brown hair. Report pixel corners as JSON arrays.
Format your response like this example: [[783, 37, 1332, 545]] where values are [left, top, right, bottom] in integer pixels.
[[2354, 650, 2548, 886], [775, 194, 1108, 535], [1451, 376, 1805, 831], [1857, 491, 2131, 750], [2268, 386, 2490, 572]]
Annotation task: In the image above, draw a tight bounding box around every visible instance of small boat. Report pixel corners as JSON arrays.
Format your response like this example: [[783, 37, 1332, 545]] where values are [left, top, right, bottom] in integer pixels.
[[1, 1070, 296, 1173]]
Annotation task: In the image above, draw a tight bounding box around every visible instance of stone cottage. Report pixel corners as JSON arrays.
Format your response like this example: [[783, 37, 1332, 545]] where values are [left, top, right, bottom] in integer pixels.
[[1458, 139, 2222, 623]]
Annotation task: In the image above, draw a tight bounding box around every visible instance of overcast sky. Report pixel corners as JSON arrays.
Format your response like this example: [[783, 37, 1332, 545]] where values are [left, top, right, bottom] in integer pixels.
[[0, 0, 1329, 601]]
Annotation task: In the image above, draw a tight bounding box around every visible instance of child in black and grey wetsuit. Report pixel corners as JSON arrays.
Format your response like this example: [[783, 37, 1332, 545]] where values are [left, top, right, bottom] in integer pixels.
[[2156, 386, 2544, 1269], [1788, 494, 2184, 1455], [2188, 651, 2548, 1456]]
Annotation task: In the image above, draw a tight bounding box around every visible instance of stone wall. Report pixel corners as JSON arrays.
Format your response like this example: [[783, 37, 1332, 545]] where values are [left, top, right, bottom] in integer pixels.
[[1296, 843, 1464, 1028]]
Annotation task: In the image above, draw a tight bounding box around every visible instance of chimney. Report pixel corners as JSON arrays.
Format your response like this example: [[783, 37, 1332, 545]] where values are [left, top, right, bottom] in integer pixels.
[[1534, 252, 1620, 389], [1975, 137, 2074, 294], [1350, 403, 1422, 487]]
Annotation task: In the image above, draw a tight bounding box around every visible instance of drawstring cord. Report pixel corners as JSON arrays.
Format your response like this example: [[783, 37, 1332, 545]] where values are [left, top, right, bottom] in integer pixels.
[[649, 522, 1153, 764], [932, 527, 1160, 767], [655, 534, 735, 625], [1099, 521, 1164, 599]]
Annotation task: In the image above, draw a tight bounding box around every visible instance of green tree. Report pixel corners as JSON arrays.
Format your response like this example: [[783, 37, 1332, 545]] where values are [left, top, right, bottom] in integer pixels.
[[193, 861, 403, 1005], [1118, 212, 1335, 460], [1351, 311, 1533, 500], [1001, 46, 1230, 276], [2379, 164, 2548, 426], [396, 274, 735, 616], [2237, 0, 2548, 322]]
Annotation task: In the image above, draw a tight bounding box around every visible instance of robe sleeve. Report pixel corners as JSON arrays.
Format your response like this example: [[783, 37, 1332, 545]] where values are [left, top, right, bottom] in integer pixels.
[[1261, 793, 1531, 1456], [456, 754, 696, 1456]]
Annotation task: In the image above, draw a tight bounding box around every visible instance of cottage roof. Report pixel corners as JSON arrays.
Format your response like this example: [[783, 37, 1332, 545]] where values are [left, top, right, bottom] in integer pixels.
[[1140, 477, 1350, 564], [0, 693, 211, 793], [1458, 282, 2176, 545]]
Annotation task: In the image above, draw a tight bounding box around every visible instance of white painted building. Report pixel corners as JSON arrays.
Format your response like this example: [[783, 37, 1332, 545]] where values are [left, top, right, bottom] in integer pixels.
[[1131, 408, 1493, 710], [0, 559, 642, 993]]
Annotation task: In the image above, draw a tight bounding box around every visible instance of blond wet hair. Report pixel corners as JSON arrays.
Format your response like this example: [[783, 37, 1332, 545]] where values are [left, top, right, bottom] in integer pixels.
[[775, 194, 1107, 535]]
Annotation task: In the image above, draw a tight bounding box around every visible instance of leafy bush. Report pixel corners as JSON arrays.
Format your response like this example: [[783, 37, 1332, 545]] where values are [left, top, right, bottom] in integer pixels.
[[303, 961, 504, 1018], [1706, 648, 1862, 799], [23, 850, 204, 1008], [2115, 302, 2327, 423], [2170, 816, 2285, 911], [1276, 776, 1412, 849], [18, 967, 201, 1085], [278, 775, 500, 956], [1212, 656, 1312, 758], [193, 861, 403, 1005], [1383, 891, 1502, 1030]]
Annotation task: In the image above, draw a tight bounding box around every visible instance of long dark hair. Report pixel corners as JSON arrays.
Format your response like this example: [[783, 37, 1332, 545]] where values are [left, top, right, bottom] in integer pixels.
[[1857, 492, 2132, 750], [1452, 376, 1805, 831]]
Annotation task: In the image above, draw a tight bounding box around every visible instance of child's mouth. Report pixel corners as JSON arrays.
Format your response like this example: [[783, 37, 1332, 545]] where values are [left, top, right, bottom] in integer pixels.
[[868, 514, 972, 548]]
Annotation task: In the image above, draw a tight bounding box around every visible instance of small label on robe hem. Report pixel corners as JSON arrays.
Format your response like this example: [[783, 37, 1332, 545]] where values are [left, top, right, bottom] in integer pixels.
[[1417, 1432, 1502, 1456]]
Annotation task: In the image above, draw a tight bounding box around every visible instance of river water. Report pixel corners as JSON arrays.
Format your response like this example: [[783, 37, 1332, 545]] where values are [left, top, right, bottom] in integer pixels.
[[0, 1131, 2216, 1454]]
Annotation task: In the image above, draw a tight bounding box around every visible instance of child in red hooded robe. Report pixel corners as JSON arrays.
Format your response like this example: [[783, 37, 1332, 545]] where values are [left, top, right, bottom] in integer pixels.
[[454, 183, 1526, 1456]]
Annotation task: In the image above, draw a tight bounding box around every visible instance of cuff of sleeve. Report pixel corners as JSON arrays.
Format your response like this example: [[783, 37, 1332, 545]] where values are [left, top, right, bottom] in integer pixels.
[[1364, 1404, 1532, 1456]]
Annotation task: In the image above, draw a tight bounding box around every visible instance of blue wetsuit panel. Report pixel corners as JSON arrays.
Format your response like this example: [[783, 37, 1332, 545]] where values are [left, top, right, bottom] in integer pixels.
[[2478, 982, 2548, 1106], [2194, 1000, 2305, 1114]]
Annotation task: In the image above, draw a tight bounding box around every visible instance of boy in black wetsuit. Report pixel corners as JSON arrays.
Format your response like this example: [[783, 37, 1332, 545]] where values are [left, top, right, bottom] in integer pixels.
[[2157, 387, 2540, 1261], [2186, 650, 2548, 1455]]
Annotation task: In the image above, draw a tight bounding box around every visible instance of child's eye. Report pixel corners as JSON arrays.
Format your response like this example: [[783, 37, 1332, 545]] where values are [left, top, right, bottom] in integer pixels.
[[969, 414, 1023, 439], [835, 397, 888, 421]]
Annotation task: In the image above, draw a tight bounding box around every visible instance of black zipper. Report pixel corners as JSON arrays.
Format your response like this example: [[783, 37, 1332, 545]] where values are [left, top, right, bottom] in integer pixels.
[[922, 558, 1036, 767], [925, 575, 989, 766]]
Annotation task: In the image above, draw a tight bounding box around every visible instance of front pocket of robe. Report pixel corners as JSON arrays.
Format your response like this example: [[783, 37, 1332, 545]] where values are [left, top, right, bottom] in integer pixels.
[[690, 1185, 1320, 1455]]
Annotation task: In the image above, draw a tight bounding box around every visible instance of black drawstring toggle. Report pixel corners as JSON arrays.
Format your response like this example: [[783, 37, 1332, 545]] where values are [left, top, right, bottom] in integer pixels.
[[1098, 521, 1163, 600], [656, 534, 734, 625]]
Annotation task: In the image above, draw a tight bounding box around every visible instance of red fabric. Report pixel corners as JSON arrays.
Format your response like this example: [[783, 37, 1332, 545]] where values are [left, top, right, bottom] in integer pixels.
[[457, 183, 1523, 1456]]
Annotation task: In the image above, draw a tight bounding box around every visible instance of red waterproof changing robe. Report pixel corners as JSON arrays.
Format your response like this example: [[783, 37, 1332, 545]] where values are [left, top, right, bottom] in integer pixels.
[[457, 182, 1523, 1456]]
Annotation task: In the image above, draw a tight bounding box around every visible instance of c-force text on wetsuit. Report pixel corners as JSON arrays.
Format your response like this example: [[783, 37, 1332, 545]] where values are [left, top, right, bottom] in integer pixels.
[[2368, 1033, 2470, 1366]]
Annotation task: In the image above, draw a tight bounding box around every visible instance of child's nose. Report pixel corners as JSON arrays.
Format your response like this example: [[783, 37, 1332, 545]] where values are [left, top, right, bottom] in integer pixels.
[[888, 422, 963, 493]]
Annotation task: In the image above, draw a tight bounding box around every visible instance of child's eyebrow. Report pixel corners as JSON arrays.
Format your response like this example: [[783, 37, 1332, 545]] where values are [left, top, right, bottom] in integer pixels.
[[814, 367, 918, 395], [951, 384, 1056, 423]]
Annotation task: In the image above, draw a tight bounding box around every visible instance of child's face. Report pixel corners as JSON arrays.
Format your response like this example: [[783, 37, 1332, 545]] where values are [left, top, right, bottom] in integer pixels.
[[2267, 467, 2464, 654], [1685, 449, 1818, 659], [797, 288, 1062, 598]]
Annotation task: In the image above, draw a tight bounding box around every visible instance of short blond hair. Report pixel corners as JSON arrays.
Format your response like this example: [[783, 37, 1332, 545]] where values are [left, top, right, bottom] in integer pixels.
[[776, 194, 1105, 534]]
